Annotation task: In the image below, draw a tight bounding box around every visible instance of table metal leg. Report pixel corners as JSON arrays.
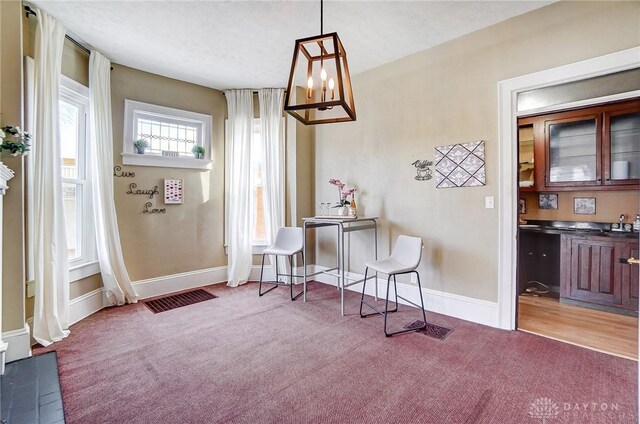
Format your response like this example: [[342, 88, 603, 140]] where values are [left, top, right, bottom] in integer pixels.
[[303, 222, 307, 302], [340, 225, 345, 316], [374, 222, 378, 301], [336, 225, 340, 291]]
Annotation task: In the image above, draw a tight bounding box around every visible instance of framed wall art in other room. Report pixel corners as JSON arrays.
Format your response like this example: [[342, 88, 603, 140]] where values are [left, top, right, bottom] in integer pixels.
[[538, 193, 558, 210], [574, 197, 596, 215]]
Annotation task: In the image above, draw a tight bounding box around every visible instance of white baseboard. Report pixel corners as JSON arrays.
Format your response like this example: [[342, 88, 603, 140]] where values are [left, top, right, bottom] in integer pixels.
[[69, 288, 109, 325], [132, 265, 273, 299], [2, 323, 32, 363], [37, 265, 497, 332], [313, 269, 500, 328], [62, 265, 274, 327], [132, 266, 229, 299]]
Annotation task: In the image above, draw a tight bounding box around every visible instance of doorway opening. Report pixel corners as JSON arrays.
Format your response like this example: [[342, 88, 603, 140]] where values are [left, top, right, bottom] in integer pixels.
[[497, 47, 640, 360], [515, 98, 639, 360]]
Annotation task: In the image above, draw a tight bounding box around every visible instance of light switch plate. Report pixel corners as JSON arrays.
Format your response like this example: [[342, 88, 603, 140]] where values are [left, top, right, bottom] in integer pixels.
[[485, 196, 495, 209]]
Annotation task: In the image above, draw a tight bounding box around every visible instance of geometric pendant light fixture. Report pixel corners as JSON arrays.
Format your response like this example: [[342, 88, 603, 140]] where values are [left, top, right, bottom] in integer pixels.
[[284, 0, 356, 125]]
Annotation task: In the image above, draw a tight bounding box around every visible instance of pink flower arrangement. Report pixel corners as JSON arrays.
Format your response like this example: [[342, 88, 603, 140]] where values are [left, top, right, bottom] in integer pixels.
[[329, 179, 357, 207]]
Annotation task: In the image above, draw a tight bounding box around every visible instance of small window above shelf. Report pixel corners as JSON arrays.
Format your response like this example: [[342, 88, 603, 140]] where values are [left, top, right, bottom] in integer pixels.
[[122, 99, 213, 171]]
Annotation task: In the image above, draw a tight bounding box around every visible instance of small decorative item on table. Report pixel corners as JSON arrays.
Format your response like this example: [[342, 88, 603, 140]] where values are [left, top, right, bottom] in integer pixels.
[[518, 198, 526, 214], [329, 178, 357, 217]]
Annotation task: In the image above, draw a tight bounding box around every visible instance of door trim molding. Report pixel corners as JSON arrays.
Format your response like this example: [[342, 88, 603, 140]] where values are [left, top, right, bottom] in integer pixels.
[[496, 46, 640, 330]]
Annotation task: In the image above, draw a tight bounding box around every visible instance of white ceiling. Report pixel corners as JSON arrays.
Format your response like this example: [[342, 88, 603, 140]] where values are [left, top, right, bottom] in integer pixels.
[[29, 0, 554, 90]]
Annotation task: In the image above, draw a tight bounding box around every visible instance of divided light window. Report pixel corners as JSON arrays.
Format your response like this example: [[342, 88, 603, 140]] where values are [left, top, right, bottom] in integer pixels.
[[135, 115, 200, 157], [122, 100, 213, 169], [59, 97, 85, 260], [58, 77, 97, 277]]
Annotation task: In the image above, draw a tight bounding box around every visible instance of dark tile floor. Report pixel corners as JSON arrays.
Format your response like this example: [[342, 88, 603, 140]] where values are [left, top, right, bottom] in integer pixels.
[[1, 352, 65, 424]]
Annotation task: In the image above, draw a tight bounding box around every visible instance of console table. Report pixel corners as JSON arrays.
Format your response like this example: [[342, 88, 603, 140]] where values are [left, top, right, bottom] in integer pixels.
[[302, 217, 378, 315]]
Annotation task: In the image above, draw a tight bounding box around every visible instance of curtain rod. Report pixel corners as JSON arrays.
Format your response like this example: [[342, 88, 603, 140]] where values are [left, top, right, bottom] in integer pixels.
[[24, 5, 91, 56], [222, 91, 259, 96]]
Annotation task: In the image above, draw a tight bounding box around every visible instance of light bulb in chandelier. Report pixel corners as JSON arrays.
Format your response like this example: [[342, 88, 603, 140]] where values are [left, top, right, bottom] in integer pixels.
[[307, 76, 314, 99], [328, 78, 335, 100]]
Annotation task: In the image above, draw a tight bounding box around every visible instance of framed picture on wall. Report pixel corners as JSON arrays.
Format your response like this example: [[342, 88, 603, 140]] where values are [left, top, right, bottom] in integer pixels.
[[538, 193, 558, 210], [574, 197, 596, 215], [518, 198, 526, 214], [164, 178, 183, 204]]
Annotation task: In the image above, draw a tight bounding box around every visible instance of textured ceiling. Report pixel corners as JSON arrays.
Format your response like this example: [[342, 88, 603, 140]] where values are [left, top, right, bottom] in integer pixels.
[[29, 0, 553, 90]]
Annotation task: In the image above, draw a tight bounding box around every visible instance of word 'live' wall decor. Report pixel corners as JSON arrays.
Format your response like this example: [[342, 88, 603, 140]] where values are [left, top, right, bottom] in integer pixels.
[[434, 140, 485, 188]]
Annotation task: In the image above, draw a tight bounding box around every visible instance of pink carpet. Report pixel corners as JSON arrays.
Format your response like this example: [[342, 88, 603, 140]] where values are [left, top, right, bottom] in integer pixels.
[[36, 281, 637, 423]]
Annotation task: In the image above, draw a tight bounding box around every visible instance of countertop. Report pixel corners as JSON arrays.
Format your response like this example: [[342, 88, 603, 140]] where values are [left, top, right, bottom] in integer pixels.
[[519, 220, 639, 240]]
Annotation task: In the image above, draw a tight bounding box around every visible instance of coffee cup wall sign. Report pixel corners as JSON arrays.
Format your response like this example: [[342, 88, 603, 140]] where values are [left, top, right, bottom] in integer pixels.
[[411, 160, 433, 181]]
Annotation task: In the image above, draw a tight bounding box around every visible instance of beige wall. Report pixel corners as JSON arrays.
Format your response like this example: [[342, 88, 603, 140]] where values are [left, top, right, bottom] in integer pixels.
[[61, 42, 89, 86], [1, 1, 27, 332], [313, 1, 640, 302], [111, 64, 227, 280], [520, 190, 639, 223]]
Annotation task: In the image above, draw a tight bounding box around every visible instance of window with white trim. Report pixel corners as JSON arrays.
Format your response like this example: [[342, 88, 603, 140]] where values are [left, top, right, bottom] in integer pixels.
[[59, 77, 99, 280], [122, 99, 213, 170]]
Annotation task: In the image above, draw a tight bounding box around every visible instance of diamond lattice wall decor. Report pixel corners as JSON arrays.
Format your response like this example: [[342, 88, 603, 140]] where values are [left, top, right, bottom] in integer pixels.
[[434, 140, 486, 188]]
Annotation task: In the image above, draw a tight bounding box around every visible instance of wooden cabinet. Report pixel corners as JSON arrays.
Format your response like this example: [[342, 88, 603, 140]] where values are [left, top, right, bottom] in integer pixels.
[[622, 243, 639, 309], [560, 234, 639, 312], [518, 125, 535, 191], [518, 98, 639, 191]]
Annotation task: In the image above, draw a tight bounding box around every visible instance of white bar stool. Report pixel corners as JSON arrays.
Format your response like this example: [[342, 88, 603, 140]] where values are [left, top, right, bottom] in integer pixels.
[[360, 235, 427, 337], [259, 227, 305, 301]]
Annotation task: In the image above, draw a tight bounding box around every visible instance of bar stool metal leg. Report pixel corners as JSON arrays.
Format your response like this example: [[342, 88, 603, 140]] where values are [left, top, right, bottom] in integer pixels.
[[289, 252, 304, 301], [259, 254, 278, 296], [415, 271, 427, 325], [359, 267, 369, 317]]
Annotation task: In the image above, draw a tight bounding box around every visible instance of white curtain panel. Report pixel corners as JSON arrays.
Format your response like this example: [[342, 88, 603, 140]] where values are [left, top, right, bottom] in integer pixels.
[[258, 89, 287, 280], [32, 9, 70, 346], [226, 90, 254, 287], [88, 51, 139, 305]]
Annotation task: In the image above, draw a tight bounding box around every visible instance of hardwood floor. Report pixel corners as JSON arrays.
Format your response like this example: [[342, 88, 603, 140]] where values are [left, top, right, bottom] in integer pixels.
[[518, 294, 638, 361]]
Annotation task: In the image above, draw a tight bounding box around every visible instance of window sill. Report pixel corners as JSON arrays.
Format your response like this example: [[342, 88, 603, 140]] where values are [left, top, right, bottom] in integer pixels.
[[122, 153, 212, 170], [69, 261, 101, 283]]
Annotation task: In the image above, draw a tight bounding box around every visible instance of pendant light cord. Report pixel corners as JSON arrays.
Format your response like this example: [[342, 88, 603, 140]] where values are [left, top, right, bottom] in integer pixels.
[[320, 0, 323, 35]]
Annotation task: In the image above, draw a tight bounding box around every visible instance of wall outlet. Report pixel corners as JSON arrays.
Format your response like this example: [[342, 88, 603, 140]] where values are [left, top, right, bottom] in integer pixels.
[[485, 196, 495, 209]]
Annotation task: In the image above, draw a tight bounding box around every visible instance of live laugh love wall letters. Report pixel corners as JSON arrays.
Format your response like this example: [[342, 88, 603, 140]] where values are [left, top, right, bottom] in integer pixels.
[[114, 165, 172, 214]]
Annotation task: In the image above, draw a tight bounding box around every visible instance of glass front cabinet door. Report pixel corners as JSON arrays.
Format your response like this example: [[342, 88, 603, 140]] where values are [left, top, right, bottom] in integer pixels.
[[604, 103, 640, 186], [530, 99, 639, 191], [546, 114, 601, 187]]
